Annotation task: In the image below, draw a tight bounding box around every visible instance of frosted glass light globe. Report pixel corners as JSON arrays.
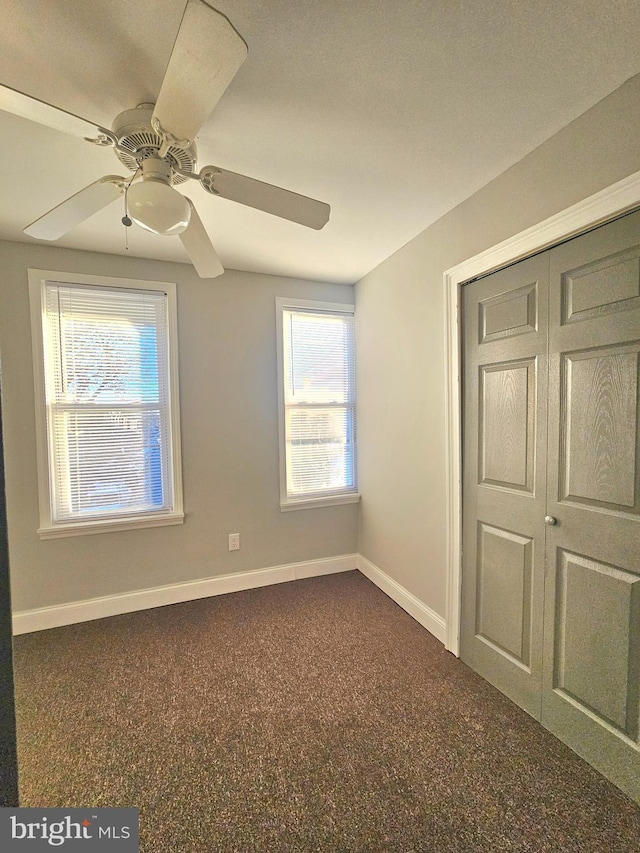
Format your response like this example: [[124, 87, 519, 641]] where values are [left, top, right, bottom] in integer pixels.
[[127, 179, 191, 236]]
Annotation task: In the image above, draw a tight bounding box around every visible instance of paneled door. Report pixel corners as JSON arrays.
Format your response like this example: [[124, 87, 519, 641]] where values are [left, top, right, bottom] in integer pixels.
[[461, 210, 640, 803], [542, 213, 640, 802], [460, 253, 549, 719]]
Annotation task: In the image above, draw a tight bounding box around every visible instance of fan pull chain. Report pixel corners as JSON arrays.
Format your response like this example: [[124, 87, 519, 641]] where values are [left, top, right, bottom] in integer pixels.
[[122, 166, 140, 251], [122, 191, 132, 252]]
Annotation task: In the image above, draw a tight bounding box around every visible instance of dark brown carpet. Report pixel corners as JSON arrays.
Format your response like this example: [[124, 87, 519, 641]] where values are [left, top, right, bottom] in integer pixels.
[[12, 571, 640, 852]]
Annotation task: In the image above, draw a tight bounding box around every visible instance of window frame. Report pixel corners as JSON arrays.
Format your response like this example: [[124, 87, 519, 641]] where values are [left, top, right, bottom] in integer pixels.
[[275, 297, 360, 512], [29, 269, 184, 539]]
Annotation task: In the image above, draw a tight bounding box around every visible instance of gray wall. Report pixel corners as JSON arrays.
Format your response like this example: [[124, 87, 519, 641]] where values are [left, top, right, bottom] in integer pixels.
[[355, 73, 640, 620], [4, 74, 640, 627], [0, 242, 357, 612]]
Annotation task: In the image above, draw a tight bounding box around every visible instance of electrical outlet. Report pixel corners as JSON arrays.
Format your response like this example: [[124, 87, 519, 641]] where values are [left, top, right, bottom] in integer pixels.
[[228, 533, 240, 551]]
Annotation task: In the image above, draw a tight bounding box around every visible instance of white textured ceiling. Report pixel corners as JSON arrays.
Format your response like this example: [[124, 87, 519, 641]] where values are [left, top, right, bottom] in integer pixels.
[[1, 0, 640, 284]]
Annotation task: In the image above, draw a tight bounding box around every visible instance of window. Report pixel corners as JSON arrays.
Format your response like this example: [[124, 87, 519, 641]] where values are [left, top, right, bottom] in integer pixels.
[[276, 298, 359, 510], [29, 270, 183, 538]]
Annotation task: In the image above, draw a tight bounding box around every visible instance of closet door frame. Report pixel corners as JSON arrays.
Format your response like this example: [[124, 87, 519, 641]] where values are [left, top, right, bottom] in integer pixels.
[[444, 169, 640, 657]]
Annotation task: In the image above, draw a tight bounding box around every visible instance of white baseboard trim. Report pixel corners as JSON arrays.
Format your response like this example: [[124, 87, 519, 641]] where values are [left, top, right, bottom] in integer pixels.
[[12, 555, 358, 635], [357, 555, 447, 645], [13, 553, 449, 642]]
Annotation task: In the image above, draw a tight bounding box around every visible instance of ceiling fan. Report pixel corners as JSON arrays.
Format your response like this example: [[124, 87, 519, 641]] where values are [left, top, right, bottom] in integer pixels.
[[0, 0, 330, 278]]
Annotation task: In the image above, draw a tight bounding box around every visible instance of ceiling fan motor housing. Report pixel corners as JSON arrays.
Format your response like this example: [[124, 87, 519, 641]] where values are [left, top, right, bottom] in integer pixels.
[[112, 105, 197, 184]]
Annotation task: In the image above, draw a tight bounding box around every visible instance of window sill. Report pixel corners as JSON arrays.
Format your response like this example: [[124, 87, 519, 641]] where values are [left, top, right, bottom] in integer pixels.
[[37, 511, 185, 540], [280, 493, 361, 512]]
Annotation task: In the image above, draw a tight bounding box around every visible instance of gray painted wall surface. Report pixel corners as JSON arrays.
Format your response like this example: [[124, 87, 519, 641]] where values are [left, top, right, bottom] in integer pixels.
[[0, 243, 357, 612], [355, 73, 640, 619], [3, 73, 640, 626]]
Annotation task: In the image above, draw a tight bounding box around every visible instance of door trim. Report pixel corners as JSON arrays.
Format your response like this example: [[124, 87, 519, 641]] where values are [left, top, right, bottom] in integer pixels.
[[443, 168, 640, 656]]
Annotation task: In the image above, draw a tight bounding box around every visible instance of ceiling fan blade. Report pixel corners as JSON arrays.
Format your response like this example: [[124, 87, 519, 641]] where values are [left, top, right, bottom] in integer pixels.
[[179, 198, 224, 278], [0, 83, 112, 143], [24, 176, 126, 240], [198, 166, 330, 230], [152, 0, 247, 145]]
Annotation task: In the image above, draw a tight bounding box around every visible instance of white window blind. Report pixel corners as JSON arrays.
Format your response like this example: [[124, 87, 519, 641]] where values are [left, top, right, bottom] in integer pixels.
[[41, 282, 175, 524], [281, 304, 357, 503]]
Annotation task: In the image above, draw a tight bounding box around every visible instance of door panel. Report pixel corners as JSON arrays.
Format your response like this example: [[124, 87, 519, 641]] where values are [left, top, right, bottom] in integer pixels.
[[461, 253, 549, 718], [561, 244, 640, 324], [480, 281, 538, 342], [552, 549, 640, 741], [480, 359, 536, 492], [544, 209, 640, 803], [560, 345, 639, 511], [476, 522, 533, 667]]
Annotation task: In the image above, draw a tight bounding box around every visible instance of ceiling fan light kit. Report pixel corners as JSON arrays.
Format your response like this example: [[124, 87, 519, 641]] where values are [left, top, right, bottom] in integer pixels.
[[127, 158, 192, 236], [0, 0, 331, 278]]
